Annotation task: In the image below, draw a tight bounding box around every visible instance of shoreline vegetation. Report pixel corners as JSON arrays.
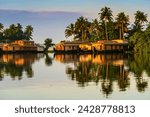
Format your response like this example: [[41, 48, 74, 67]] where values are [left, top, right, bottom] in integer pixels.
[[0, 23, 54, 53], [0, 6, 150, 53], [63, 6, 150, 53]]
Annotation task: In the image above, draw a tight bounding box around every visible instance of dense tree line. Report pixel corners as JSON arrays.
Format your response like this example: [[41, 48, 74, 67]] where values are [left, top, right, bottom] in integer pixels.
[[0, 23, 33, 43], [65, 6, 150, 52]]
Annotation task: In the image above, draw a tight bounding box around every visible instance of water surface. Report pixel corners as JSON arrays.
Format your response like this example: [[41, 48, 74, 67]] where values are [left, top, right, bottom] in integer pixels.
[[0, 53, 150, 100]]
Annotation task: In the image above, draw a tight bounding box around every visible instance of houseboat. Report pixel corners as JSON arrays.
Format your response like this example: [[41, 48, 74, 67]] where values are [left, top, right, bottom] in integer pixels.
[[54, 39, 129, 53], [1, 40, 44, 52], [92, 39, 128, 52], [54, 41, 81, 53]]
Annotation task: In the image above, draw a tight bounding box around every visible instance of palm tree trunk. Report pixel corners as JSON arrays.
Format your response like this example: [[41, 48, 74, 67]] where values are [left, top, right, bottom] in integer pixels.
[[82, 29, 84, 41], [105, 21, 108, 40], [122, 23, 124, 39], [119, 28, 122, 39]]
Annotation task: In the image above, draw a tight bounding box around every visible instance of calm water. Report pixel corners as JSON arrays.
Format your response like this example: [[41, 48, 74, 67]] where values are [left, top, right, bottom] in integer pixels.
[[0, 53, 150, 100]]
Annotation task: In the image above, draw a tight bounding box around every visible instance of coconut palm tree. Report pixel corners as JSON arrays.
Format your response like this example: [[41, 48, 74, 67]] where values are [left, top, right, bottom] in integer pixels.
[[16, 23, 23, 40], [65, 23, 75, 39], [98, 6, 113, 40], [0, 23, 4, 41], [75, 16, 91, 41], [0, 23, 3, 31], [134, 11, 148, 30], [90, 19, 103, 41], [116, 12, 129, 39], [24, 25, 33, 40], [3, 24, 16, 42]]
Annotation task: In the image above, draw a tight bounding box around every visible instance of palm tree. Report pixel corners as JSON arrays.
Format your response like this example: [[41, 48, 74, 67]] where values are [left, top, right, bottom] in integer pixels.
[[75, 16, 90, 41], [16, 23, 23, 40], [24, 25, 33, 40], [0, 23, 4, 41], [134, 11, 148, 30], [99, 6, 113, 40], [3, 24, 16, 42], [90, 19, 103, 41], [65, 23, 75, 39], [0, 23, 3, 31], [116, 12, 129, 39]]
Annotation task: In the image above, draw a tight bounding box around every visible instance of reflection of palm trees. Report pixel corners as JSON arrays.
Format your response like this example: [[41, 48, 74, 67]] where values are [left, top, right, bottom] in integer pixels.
[[5, 63, 24, 80], [45, 54, 53, 66], [25, 65, 33, 78], [101, 81, 113, 98], [128, 53, 150, 92], [66, 61, 93, 87], [118, 65, 129, 91], [0, 53, 44, 81], [65, 53, 129, 96], [0, 63, 5, 80], [136, 77, 148, 92]]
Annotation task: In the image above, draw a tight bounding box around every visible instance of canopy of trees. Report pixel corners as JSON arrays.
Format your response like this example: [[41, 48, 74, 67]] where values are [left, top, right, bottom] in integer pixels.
[[65, 6, 149, 52], [0, 23, 33, 43]]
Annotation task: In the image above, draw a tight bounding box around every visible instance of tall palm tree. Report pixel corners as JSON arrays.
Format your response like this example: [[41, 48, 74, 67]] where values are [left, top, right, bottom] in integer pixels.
[[99, 6, 113, 40], [65, 23, 75, 39], [134, 10, 148, 30], [0, 23, 4, 31], [116, 12, 129, 39], [24, 25, 33, 40], [75, 16, 90, 41], [3, 24, 16, 42], [65, 16, 91, 41], [16, 23, 23, 40], [90, 19, 103, 40], [0, 23, 4, 41]]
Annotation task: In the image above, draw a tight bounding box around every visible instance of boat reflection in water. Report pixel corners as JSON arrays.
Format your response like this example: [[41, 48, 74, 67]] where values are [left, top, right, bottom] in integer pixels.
[[54, 53, 129, 97], [0, 53, 45, 80], [0, 52, 149, 99]]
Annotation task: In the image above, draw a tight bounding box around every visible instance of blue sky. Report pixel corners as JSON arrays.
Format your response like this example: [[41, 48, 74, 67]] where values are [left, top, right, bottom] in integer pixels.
[[0, 0, 150, 43], [0, 0, 150, 14], [0, 0, 150, 22]]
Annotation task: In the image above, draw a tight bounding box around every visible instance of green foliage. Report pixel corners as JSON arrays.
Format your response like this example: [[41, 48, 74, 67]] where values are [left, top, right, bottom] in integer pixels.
[[65, 6, 130, 41], [134, 11, 148, 30], [99, 6, 113, 40], [128, 10, 148, 39], [129, 23, 150, 53], [24, 25, 33, 40], [65, 16, 91, 41], [0, 23, 4, 40], [65, 7, 149, 53], [0, 23, 34, 42], [128, 53, 150, 92], [115, 12, 129, 39], [44, 38, 54, 52]]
